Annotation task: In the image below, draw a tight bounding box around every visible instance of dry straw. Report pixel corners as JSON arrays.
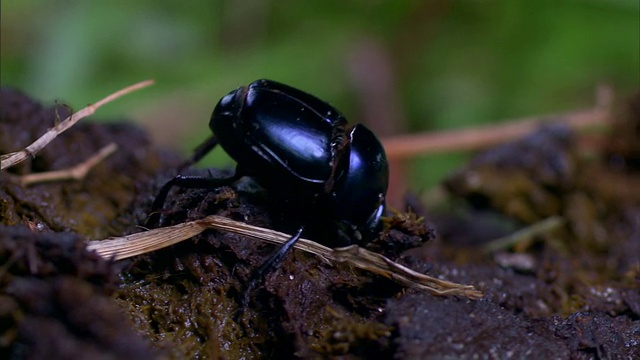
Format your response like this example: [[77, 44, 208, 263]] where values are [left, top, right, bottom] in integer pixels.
[[87, 215, 485, 299]]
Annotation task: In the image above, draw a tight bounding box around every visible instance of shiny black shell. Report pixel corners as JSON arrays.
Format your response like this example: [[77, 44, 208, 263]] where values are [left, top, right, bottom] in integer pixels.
[[210, 79, 388, 245]]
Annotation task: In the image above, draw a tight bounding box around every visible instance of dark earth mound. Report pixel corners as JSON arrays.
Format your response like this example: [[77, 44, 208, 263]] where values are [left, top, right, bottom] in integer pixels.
[[1, 87, 638, 359]]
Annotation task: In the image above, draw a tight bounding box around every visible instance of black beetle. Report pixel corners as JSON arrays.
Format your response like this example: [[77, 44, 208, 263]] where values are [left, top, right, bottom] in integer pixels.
[[148, 79, 389, 299]]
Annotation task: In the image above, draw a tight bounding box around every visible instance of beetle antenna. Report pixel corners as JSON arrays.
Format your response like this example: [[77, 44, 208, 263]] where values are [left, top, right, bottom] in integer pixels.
[[178, 134, 220, 171], [146, 173, 240, 227]]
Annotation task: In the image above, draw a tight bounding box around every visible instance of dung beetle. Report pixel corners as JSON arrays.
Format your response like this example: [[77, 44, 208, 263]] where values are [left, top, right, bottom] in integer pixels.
[[148, 79, 389, 299]]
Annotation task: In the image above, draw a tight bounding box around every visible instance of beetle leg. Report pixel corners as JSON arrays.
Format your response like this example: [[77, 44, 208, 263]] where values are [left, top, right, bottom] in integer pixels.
[[146, 173, 240, 227], [178, 134, 220, 171], [240, 225, 305, 310]]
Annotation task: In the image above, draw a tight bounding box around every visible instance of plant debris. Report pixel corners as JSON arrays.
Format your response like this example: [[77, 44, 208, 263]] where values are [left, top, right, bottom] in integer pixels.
[[19, 143, 118, 186], [1, 80, 153, 170], [87, 214, 482, 299]]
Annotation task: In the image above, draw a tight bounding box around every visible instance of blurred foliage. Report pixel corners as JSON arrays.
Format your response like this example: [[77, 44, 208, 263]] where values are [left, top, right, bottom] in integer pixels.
[[1, 0, 638, 191]]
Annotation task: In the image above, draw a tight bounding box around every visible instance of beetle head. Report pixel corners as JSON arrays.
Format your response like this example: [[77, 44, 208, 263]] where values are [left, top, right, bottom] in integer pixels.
[[212, 85, 248, 124]]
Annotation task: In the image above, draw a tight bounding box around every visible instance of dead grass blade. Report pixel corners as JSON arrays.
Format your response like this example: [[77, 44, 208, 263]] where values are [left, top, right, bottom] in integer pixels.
[[86, 215, 483, 299], [382, 85, 613, 159], [1, 80, 154, 170], [19, 143, 118, 185]]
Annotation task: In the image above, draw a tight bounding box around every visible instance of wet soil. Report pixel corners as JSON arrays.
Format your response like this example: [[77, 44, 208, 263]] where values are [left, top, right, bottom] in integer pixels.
[[1, 87, 638, 359]]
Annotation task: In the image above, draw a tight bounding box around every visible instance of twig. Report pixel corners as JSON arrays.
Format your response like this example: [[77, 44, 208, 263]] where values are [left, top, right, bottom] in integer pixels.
[[382, 86, 613, 159], [482, 216, 565, 254], [86, 215, 483, 299], [19, 143, 118, 186], [382, 107, 609, 159], [1, 80, 154, 170]]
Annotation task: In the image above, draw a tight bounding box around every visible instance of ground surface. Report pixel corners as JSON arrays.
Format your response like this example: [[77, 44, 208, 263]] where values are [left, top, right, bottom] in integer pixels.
[[1, 87, 639, 359]]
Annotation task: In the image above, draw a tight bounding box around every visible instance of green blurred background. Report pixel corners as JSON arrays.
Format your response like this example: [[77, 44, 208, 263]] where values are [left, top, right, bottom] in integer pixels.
[[2, 0, 638, 200]]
